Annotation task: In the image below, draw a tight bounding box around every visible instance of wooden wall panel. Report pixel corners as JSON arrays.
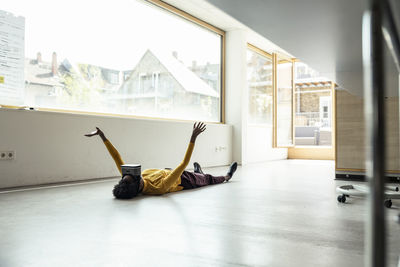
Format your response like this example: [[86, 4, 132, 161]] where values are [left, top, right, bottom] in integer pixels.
[[336, 89, 399, 172]]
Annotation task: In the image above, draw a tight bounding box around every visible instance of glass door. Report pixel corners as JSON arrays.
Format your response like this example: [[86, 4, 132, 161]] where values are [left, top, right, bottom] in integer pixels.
[[288, 61, 335, 159]]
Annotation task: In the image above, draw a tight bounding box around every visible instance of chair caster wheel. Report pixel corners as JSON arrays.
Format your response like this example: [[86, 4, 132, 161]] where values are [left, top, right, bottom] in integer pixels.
[[384, 200, 392, 208], [337, 195, 346, 203]]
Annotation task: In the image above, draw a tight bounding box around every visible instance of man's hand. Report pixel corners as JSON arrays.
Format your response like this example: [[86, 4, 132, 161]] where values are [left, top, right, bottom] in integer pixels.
[[84, 127, 104, 137], [190, 122, 206, 143], [84, 127, 107, 141]]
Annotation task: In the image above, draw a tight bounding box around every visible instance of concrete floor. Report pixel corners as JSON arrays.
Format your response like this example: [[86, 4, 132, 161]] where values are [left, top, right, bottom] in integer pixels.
[[0, 160, 399, 267]]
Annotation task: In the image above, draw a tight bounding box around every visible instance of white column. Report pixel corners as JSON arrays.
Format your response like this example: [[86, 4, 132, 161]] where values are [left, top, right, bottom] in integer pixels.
[[225, 29, 248, 164]]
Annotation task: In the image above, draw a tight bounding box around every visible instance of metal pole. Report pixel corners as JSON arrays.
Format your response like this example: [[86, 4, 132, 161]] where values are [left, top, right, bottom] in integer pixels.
[[382, 3, 400, 201], [382, 0, 400, 72], [362, 0, 386, 266], [381, 0, 400, 230]]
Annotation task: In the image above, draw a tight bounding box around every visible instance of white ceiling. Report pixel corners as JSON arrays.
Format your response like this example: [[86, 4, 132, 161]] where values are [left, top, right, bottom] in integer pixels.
[[160, 0, 295, 57], [205, 0, 400, 96], [164, 0, 400, 96]]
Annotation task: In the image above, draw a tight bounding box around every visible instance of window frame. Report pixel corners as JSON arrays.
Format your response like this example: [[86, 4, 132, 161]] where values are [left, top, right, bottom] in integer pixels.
[[247, 44, 296, 147], [273, 53, 295, 148], [3, 0, 226, 124], [246, 43, 274, 127]]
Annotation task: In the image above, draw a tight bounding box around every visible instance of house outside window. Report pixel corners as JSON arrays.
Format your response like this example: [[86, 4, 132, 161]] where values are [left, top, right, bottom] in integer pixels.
[[1, 0, 224, 122], [152, 72, 159, 89], [108, 72, 119, 85]]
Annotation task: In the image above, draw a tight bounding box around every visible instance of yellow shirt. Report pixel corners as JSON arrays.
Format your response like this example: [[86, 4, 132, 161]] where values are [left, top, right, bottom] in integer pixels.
[[141, 142, 194, 195], [103, 140, 194, 195]]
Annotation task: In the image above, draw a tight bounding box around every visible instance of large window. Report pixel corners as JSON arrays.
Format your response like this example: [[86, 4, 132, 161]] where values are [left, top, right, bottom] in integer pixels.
[[1, 0, 223, 122], [247, 45, 295, 150], [246, 47, 273, 125]]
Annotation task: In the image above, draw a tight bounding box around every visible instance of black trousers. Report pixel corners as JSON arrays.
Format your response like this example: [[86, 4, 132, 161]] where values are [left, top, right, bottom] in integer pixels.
[[180, 171, 226, 189]]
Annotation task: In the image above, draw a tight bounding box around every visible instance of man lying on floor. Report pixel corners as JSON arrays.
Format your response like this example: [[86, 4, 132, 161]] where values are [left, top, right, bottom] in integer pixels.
[[85, 122, 237, 199]]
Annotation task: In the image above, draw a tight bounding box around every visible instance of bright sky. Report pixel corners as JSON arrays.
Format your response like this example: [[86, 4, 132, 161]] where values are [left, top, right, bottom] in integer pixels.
[[2, 0, 221, 70]]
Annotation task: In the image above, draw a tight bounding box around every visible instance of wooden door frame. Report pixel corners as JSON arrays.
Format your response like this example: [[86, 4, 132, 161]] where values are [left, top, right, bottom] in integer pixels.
[[288, 81, 336, 160]]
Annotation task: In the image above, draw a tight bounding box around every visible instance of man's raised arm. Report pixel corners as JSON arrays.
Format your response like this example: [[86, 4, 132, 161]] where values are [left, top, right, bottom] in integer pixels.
[[84, 127, 125, 175], [162, 122, 206, 190]]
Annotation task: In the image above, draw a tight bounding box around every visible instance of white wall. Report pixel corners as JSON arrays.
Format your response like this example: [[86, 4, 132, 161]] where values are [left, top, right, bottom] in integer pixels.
[[0, 109, 232, 188], [246, 125, 287, 163], [225, 29, 247, 164]]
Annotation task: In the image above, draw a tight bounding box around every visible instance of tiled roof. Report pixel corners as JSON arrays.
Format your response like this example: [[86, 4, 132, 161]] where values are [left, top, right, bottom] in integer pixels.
[[146, 49, 219, 98]]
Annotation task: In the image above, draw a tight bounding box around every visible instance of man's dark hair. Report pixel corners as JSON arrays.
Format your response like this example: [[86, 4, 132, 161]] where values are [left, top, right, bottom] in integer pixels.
[[112, 177, 140, 199]]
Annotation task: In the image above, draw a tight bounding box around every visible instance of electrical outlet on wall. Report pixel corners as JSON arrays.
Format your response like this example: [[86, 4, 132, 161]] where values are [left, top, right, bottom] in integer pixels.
[[0, 151, 15, 160], [215, 146, 227, 152]]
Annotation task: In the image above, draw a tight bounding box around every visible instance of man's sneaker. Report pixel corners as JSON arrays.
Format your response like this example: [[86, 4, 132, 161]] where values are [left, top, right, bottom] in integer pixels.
[[226, 162, 238, 181], [193, 162, 204, 174]]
